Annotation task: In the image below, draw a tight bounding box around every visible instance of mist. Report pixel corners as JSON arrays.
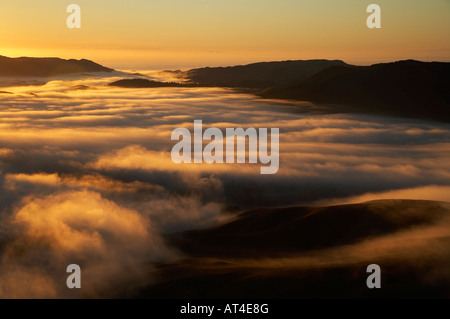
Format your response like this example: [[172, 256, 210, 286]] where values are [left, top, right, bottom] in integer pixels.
[[0, 74, 449, 297]]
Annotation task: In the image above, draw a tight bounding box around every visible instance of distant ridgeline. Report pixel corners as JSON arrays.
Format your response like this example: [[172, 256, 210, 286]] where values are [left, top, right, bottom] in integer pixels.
[[0, 55, 114, 77], [108, 79, 199, 88], [186, 60, 349, 89], [187, 59, 450, 123], [3, 54, 448, 122]]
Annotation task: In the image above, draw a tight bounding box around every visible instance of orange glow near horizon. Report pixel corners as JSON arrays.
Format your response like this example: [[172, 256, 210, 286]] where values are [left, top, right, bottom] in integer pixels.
[[0, 0, 449, 69]]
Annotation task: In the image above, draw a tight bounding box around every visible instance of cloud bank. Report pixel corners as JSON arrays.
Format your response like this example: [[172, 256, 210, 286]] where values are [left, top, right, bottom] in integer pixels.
[[0, 74, 449, 297]]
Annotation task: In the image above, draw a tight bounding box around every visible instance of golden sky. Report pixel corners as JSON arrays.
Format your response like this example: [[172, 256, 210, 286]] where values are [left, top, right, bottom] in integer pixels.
[[0, 0, 449, 69]]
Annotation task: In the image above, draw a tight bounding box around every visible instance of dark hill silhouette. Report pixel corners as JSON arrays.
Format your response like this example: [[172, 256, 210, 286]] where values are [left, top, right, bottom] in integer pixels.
[[186, 59, 350, 88], [109, 78, 195, 88], [133, 200, 450, 298], [0, 55, 114, 77], [172, 199, 448, 258], [263, 60, 450, 122]]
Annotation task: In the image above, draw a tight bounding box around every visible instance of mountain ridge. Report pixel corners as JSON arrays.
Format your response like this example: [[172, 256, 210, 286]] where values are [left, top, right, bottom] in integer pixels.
[[262, 59, 450, 122], [186, 59, 351, 88], [0, 55, 114, 77]]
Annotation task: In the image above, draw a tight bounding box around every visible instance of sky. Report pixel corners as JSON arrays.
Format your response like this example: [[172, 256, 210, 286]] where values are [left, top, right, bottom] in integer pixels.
[[0, 0, 449, 69]]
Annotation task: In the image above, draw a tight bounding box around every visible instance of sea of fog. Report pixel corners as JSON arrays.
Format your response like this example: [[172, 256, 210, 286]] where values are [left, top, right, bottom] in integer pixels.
[[0, 72, 449, 297]]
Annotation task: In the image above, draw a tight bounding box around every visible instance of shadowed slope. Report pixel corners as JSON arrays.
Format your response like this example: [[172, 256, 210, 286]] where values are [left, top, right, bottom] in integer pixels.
[[263, 60, 450, 122], [131, 200, 450, 298], [173, 200, 449, 258]]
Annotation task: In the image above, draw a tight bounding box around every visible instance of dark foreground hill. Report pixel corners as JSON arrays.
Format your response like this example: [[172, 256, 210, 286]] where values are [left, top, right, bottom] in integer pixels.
[[0, 55, 114, 77], [263, 60, 450, 122], [172, 199, 449, 258], [186, 59, 350, 88], [128, 200, 450, 298]]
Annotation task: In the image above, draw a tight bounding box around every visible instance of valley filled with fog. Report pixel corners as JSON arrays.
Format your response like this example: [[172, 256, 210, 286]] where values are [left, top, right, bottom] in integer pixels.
[[0, 73, 449, 297]]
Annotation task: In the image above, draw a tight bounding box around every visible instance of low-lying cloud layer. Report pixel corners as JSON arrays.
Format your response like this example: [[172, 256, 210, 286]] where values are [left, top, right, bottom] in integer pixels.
[[0, 74, 449, 297]]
